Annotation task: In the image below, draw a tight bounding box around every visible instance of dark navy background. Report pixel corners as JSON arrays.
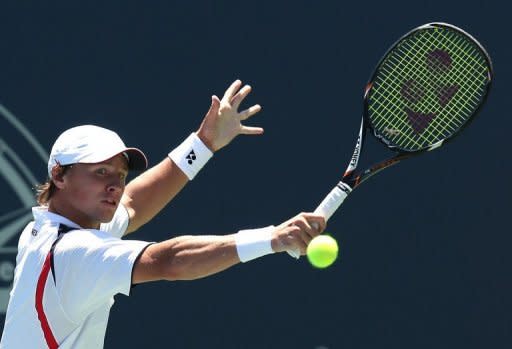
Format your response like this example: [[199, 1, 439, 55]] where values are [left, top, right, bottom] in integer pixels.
[[1, 1, 510, 348]]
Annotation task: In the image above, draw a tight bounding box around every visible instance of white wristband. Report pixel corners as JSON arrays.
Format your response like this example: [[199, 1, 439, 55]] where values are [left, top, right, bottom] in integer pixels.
[[235, 226, 275, 263], [168, 133, 213, 180]]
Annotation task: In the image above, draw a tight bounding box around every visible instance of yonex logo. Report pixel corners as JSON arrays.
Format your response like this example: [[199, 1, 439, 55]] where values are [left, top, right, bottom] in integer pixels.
[[400, 48, 459, 135], [186, 150, 196, 165]]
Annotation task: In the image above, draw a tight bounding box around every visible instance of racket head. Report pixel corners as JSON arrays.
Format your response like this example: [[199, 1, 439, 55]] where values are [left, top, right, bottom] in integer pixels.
[[363, 22, 493, 152]]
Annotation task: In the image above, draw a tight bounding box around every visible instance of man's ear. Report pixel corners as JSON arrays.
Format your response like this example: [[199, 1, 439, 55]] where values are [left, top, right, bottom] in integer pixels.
[[50, 166, 67, 189]]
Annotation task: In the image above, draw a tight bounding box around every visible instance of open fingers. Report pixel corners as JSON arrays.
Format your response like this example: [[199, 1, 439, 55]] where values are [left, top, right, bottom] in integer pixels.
[[231, 84, 252, 109], [240, 126, 264, 135], [239, 104, 262, 121], [239, 104, 263, 135], [222, 80, 242, 103]]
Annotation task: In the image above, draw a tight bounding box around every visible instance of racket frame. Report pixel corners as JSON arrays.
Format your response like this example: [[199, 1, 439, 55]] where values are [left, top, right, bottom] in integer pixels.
[[343, 22, 493, 190]]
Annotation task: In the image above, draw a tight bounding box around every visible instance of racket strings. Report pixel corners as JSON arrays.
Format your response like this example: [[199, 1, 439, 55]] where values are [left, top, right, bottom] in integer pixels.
[[375, 31, 487, 148], [375, 33, 482, 146], [417, 31, 487, 139], [377, 31, 485, 144], [367, 26, 490, 151], [382, 30, 485, 136]]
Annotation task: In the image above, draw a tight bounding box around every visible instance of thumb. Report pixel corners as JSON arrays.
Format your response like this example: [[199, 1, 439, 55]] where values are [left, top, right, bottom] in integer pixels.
[[206, 95, 221, 117]]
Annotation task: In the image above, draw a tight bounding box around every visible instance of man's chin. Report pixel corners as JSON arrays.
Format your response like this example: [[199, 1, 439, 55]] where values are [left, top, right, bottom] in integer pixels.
[[102, 213, 116, 223], [99, 205, 118, 224]]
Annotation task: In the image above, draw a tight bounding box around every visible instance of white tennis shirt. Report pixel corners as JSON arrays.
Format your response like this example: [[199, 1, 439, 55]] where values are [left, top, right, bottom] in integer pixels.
[[0, 205, 151, 348]]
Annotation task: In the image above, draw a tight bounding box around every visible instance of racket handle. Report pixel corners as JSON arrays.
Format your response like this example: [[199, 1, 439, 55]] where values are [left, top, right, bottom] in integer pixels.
[[314, 182, 351, 221], [287, 182, 352, 259]]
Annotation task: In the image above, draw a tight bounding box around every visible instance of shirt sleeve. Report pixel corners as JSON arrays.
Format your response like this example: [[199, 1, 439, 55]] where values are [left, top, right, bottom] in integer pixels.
[[53, 230, 151, 323], [100, 203, 130, 238]]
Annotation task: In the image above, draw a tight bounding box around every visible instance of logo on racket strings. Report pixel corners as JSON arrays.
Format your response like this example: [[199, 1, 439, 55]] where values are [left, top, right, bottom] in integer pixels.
[[400, 49, 459, 135]]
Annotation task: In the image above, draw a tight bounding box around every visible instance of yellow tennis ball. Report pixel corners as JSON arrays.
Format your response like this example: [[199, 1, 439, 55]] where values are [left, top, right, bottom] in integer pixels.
[[307, 235, 339, 268]]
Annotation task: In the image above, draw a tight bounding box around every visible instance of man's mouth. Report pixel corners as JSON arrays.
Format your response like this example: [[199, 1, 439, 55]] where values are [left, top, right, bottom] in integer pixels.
[[101, 199, 117, 206]]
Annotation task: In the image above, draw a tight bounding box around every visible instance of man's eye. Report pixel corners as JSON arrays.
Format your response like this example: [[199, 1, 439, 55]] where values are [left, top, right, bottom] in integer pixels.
[[96, 168, 107, 175]]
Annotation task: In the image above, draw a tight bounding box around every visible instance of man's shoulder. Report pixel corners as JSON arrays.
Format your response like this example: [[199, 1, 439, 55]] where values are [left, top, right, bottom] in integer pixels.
[[56, 228, 120, 252]]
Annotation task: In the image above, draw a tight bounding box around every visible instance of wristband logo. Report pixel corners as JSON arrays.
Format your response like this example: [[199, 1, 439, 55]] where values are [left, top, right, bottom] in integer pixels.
[[0, 104, 48, 317], [186, 150, 196, 165]]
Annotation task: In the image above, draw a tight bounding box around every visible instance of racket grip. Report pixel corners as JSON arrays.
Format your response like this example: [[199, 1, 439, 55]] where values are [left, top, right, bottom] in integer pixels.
[[314, 183, 351, 221], [287, 182, 351, 259]]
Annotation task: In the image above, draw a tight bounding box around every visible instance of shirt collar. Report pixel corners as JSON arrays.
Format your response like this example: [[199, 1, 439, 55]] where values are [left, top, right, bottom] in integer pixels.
[[32, 206, 82, 229]]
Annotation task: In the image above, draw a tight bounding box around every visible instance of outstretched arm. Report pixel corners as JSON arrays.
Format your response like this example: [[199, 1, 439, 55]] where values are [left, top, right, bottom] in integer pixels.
[[121, 80, 262, 234], [132, 213, 326, 283]]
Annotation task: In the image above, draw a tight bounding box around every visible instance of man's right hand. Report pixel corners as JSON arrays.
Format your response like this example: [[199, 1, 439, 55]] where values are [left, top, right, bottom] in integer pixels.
[[271, 213, 326, 256]]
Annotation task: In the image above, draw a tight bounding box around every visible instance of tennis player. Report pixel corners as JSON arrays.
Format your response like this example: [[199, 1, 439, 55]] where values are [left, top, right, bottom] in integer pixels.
[[0, 80, 325, 348]]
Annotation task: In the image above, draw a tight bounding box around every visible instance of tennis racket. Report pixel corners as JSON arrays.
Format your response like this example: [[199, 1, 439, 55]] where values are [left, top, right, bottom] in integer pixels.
[[290, 22, 493, 258]]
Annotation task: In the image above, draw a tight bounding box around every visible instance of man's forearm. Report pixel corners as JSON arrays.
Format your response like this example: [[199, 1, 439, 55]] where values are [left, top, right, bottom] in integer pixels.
[[134, 235, 240, 283]]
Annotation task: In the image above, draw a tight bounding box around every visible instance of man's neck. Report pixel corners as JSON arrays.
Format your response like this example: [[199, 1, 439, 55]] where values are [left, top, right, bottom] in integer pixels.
[[48, 198, 100, 229]]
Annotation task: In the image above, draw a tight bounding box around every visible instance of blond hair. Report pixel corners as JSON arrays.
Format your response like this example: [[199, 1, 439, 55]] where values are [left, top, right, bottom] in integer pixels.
[[35, 165, 73, 205]]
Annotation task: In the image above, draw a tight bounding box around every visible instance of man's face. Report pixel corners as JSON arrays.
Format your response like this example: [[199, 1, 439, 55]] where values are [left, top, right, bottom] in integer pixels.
[[56, 154, 129, 228]]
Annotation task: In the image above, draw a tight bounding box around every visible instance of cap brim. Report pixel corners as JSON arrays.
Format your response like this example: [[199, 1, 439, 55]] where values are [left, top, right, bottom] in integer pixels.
[[124, 148, 148, 171]]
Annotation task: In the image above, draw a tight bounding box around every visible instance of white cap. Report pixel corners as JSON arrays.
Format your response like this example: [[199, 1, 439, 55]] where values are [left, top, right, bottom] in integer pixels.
[[47, 125, 148, 177]]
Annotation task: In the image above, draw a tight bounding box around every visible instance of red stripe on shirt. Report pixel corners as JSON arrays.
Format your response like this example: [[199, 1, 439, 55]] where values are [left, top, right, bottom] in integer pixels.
[[35, 252, 59, 349]]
